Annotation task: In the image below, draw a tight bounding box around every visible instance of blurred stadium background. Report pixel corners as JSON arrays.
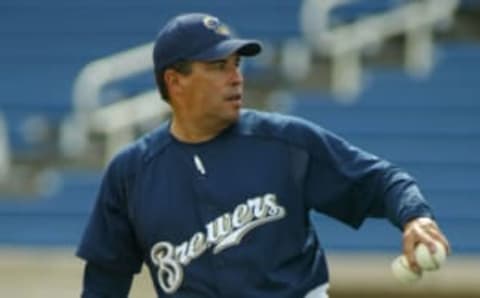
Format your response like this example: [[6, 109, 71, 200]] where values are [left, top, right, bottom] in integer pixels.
[[0, 0, 479, 297]]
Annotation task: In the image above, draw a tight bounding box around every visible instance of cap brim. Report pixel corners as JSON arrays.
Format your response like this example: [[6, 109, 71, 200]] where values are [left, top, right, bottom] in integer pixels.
[[190, 39, 262, 61]]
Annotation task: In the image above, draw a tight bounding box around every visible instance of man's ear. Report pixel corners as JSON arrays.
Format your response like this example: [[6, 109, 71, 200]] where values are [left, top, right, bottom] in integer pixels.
[[164, 68, 181, 96]]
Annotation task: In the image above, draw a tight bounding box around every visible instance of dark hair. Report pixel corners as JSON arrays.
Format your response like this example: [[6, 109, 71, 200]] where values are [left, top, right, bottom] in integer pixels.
[[155, 60, 192, 102]]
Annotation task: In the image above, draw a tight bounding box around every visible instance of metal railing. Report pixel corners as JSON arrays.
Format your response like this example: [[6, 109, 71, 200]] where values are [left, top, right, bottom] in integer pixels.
[[300, 0, 459, 100], [61, 43, 170, 162], [0, 113, 11, 183]]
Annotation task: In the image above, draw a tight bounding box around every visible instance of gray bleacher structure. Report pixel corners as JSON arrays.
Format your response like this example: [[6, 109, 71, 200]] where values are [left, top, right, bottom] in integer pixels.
[[0, 1, 479, 255], [0, 0, 302, 152]]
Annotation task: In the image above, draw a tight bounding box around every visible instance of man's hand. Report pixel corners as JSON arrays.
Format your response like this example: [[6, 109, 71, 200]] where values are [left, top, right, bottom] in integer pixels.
[[402, 217, 451, 273]]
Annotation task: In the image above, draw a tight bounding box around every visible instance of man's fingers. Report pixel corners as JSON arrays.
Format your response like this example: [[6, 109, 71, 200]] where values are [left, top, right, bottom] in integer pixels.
[[424, 227, 451, 255], [402, 217, 451, 273], [403, 228, 421, 272], [403, 223, 436, 272], [414, 219, 450, 254]]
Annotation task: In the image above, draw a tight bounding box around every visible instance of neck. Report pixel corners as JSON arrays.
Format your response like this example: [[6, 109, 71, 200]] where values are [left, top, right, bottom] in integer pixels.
[[170, 114, 231, 143]]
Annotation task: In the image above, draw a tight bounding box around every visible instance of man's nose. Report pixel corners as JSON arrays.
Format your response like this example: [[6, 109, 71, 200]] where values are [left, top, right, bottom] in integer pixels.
[[230, 67, 243, 86]]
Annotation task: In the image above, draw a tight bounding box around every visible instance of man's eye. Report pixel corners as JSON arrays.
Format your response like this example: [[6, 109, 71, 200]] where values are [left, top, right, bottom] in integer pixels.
[[215, 61, 226, 69]]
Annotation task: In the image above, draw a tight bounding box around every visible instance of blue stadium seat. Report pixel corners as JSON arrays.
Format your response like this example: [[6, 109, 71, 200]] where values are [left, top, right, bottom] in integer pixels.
[[461, 0, 480, 8], [0, 169, 101, 245], [312, 213, 480, 253], [2, 109, 66, 153], [329, 0, 402, 24], [0, 215, 89, 245], [287, 103, 479, 135], [0, 1, 301, 41], [425, 190, 480, 219], [346, 135, 480, 164], [402, 163, 479, 192]]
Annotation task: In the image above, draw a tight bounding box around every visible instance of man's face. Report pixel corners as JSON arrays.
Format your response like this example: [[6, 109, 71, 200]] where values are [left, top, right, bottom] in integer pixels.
[[180, 53, 244, 125]]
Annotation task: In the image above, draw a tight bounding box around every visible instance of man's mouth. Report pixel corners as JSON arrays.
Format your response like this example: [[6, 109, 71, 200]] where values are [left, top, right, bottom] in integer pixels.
[[226, 94, 242, 101]]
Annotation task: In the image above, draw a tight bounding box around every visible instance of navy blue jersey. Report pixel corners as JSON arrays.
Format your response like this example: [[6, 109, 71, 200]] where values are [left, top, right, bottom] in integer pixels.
[[77, 109, 433, 297]]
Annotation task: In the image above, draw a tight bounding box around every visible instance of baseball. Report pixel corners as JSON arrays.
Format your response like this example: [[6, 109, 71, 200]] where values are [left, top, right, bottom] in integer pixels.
[[391, 255, 422, 284], [415, 241, 447, 271]]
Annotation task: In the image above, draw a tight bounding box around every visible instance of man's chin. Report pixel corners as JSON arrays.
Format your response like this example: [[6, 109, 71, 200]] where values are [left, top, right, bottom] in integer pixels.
[[221, 109, 241, 125], [226, 111, 240, 123]]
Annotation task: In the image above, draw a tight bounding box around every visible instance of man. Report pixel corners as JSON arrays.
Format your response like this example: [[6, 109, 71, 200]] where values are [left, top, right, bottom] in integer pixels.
[[77, 13, 450, 297]]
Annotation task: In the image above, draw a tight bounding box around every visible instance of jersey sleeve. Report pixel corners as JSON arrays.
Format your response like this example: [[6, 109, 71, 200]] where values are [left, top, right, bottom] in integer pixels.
[[76, 147, 143, 274], [81, 262, 134, 298], [296, 119, 434, 230]]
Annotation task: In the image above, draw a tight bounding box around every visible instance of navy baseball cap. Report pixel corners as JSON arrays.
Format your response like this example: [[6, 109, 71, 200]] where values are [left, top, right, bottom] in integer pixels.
[[153, 13, 262, 72]]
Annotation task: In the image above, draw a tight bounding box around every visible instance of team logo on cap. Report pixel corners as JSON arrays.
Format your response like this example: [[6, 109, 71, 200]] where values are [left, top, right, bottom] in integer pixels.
[[203, 16, 230, 36]]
